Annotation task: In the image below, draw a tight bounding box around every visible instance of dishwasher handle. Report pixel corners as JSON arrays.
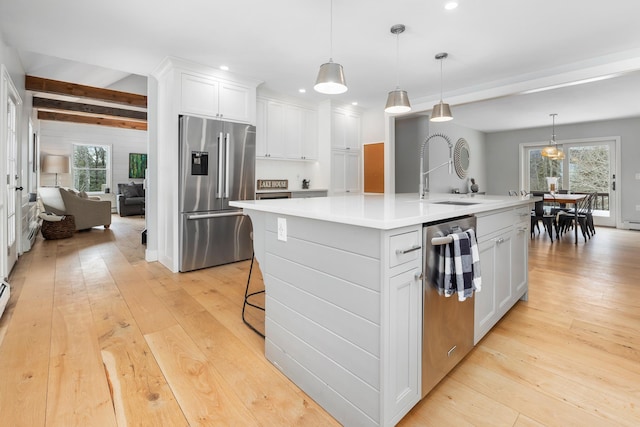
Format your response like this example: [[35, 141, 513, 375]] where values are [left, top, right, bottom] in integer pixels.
[[431, 235, 454, 246]]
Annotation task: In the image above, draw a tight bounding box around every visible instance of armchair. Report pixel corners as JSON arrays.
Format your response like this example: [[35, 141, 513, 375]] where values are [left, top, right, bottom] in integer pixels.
[[38, 187, 111, 231], [117, 182, 145, 217]]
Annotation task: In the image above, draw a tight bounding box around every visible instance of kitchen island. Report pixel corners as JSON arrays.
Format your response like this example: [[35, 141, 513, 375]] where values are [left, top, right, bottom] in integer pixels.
[[230, 193, 535, 426]]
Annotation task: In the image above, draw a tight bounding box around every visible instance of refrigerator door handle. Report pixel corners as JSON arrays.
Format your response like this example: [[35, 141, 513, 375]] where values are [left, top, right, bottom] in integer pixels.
[[225, 133, 230, 198], [186, 211, 244, 220], [217, 132, 224, 198]]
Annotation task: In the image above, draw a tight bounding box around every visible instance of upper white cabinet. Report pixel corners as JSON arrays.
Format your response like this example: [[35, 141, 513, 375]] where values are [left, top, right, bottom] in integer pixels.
[[332, 108, 361, 150], [256, 97, 318, 160], [181, 73, 253, 123]]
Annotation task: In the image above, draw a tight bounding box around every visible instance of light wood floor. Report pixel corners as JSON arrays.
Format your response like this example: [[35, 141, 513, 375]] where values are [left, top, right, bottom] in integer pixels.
[[1, 216, 639, 426]]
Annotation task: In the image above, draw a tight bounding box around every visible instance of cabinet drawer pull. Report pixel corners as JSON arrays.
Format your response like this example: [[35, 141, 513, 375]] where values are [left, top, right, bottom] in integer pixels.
[[415, 271, 424, 281], [396, 245, 421, 255], [496, 237, 505, 244]]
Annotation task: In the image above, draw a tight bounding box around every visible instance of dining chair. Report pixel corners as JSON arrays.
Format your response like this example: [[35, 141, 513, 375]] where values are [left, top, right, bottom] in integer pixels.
[[531, 199, 557, 241], [556, 194, 592, 242]]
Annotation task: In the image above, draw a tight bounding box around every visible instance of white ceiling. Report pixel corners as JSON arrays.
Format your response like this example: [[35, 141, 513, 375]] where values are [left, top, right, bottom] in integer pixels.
[[2, 0, 640, 132]]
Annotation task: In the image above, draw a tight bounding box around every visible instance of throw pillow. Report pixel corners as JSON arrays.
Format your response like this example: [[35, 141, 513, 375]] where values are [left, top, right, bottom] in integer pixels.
[[123, 185, 139, 198]]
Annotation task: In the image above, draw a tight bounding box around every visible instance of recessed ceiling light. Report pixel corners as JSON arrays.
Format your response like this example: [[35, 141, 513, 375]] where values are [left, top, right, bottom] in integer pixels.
[[352, 101, 358, 106], [444, 1, 458, 10], [299, 88, 306, 93], [220, 65, 229, 71]]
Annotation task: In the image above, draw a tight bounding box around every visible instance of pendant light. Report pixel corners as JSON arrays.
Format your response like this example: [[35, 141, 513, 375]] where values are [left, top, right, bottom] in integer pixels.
[[385, 24, 411, 113], [430, 52, 453, 122], [314, 0, 347, 94], [542, 113, 565, 159]]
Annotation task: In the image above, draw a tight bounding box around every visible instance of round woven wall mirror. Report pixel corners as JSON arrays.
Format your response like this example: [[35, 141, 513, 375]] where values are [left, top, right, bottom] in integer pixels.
[[454, 138, 470, 178]]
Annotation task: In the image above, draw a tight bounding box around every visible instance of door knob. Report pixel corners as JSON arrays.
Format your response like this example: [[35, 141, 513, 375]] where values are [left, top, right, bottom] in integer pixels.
[[16, 186, 23, 191]]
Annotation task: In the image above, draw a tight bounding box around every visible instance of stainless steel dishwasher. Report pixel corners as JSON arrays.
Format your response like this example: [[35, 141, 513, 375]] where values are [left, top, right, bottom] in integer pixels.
[[422, 215, 476, 397]]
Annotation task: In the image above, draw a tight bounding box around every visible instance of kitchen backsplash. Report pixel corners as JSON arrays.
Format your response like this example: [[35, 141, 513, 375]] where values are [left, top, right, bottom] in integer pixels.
[[256, 158, 324, 190]]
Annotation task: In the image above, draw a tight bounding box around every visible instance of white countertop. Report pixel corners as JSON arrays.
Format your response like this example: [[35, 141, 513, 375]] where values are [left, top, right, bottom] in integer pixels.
[[231, 193, 536, 230]]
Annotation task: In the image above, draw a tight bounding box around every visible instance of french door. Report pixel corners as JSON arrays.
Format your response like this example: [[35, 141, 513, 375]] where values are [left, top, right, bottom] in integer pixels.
[[522, 137, 618, 227]]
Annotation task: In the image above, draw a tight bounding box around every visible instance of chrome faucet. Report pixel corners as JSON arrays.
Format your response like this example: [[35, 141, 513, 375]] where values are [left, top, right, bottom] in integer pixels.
[[419, 133, 453, 199]]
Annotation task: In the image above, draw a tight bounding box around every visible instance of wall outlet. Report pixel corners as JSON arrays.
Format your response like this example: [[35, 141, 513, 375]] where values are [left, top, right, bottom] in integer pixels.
[[277, 217, 287, 241], [636, 173, 640, 180], [636, 205, 640, 212]]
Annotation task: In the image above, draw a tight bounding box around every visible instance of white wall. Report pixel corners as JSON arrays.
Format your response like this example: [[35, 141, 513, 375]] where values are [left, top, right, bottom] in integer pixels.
[[395, 116, 429, 193], [422, 120, 487, 194], [362, 108, 385, 144], [38, 120, 147, 190]]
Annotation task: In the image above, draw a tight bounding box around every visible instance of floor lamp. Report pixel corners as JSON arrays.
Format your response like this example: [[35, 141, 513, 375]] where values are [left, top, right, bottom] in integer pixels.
[[41, 155, 69, 187]]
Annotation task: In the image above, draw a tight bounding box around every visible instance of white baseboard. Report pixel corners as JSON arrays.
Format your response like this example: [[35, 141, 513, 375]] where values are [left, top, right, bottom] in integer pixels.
[[623, 220, 640, 230]]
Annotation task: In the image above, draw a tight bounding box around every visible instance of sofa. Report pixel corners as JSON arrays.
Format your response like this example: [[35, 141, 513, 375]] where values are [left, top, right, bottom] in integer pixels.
[[38, 187, 112, 231], [117, 182, 145, 217]]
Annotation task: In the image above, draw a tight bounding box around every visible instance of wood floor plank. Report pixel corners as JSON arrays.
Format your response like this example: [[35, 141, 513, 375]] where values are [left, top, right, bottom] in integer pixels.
[[87, 282, 189, 427], [155, 286, 340, 426], [400, 376, 519, 427], [46, 301, 117, 427], [0, 274, 55, 427], [450, 355, 620, 426], [145, 324, 260, 426], [113, 278, 178, 335]]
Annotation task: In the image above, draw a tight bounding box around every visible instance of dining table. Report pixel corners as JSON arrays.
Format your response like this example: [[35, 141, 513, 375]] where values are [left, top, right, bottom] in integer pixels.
[[543, 193, 587, 244]]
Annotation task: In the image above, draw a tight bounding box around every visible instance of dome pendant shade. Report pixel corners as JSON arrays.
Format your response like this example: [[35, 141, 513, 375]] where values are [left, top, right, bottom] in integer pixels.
[[430, 101, 453, 122], [385, 89, 411, 113], [314, 61, 348, 94]]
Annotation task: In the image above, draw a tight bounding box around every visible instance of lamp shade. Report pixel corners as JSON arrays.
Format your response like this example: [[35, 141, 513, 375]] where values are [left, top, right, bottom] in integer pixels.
[[385, 89, 411, 113], [430, 101, 453, 122], [42, 155, 69, 174], [314, 61, 348, 94]]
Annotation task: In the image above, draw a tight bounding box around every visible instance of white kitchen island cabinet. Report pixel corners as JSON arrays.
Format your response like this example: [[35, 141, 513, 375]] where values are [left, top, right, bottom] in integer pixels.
[[231, 193, 535, 426]]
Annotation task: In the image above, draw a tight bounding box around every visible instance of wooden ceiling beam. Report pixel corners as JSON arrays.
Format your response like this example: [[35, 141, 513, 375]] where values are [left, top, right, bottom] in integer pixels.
[[33, 97, 147, 121], [26, 75, 147, 108], [37, 111, 147, 131]]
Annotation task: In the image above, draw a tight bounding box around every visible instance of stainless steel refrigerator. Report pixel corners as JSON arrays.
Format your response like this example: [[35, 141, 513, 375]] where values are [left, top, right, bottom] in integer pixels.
[[179, 115, 255, 272]]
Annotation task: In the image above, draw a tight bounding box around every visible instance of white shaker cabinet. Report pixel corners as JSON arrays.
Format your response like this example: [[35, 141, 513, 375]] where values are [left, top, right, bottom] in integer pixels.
[[181, 73, 252, 123], [384, 226, 422, 426], [331, 108, 361, 150], [474, 206, 530, 344], [331, 150, 361, 193], [256, 98, 318, 160]]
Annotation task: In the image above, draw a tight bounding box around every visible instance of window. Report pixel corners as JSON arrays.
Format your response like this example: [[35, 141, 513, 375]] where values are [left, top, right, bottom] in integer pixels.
[[526, 147, 564, 192], [72, 143, 111, 192]]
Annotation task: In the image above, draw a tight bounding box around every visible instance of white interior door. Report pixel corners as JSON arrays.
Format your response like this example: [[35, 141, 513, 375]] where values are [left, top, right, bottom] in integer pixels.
[[2, 67, 22, 276]]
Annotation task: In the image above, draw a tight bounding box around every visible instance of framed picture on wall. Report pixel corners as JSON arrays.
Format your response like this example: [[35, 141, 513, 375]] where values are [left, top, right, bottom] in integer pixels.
[[129, 153, 147, 179]]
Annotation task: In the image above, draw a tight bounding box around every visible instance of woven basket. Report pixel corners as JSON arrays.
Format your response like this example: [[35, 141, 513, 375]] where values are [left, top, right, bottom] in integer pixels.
[[41, 215, 75, 240]]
